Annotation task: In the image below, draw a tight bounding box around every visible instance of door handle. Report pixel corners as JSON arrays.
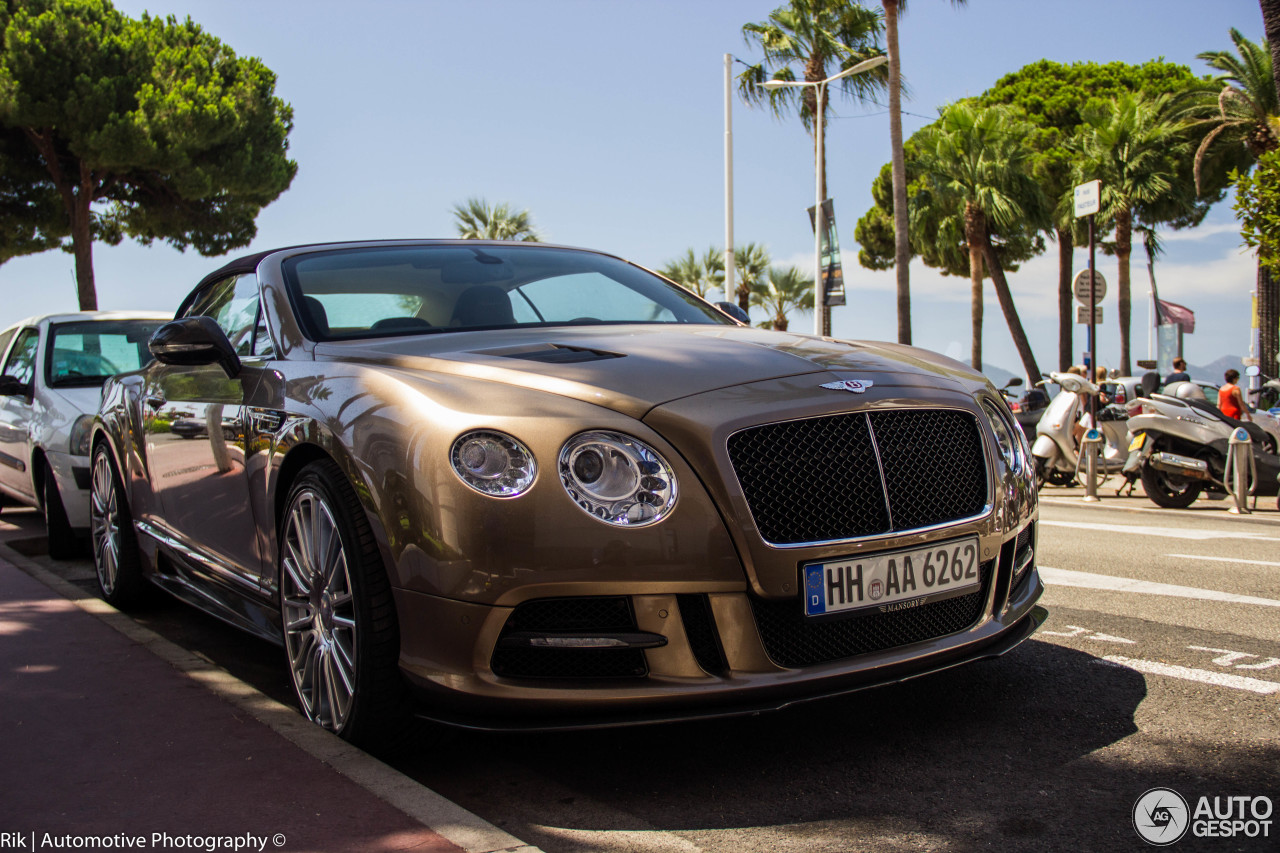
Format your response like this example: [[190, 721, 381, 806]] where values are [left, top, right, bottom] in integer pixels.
[[144, 394, 166, 410]]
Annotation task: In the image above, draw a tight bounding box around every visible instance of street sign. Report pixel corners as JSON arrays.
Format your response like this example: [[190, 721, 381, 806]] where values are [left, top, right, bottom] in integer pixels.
[[1074, 180, 1101, 218], [1073, 269, 1107, 304], [1077, 305, 1104, 324]]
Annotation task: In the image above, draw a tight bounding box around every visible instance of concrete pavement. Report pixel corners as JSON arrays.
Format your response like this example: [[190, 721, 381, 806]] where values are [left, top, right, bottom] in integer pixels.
[[0, 518, 541, 853]]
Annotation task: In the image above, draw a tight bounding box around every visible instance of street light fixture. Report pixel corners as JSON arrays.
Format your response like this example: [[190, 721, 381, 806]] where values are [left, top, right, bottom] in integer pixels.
[[762, 55, 888, 337]]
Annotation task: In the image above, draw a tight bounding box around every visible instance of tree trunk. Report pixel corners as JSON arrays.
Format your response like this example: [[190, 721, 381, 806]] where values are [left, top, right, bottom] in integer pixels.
[[26, 129, 99, 310], [1056, 227, 1074, 372], [885, 0, 911, 345], [981, 234, 1042, 383], [1115, 207, 1133, 376], [1260, 263, 1278, 382], [965, 202, 984, 370], [1262, 0, 1280, 103]]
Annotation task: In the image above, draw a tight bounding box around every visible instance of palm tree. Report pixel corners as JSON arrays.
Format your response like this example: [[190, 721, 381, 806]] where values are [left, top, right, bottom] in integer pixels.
[[750, 266, 815, 330], [731, 242, 772, 312], [881, 0, 967, 346], [914, 102, 1046, 379], [658, 249, 705, 295], [1192, 29, 1279, 373], [1263, 0, 1280, 100], [1078, 93, 1191, 376], [451, 198, 540, 241], [739, 0, 886, 334], [700, 246, 727, 299], [1190, 29, 1278, 191]]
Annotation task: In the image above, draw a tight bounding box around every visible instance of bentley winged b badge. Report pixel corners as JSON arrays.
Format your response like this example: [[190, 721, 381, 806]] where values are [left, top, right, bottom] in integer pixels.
[[820, 379, 874, 394]]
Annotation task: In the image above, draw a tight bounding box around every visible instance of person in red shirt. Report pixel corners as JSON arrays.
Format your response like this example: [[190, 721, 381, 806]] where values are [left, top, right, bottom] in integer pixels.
[[1218, 369, 1250, 421]]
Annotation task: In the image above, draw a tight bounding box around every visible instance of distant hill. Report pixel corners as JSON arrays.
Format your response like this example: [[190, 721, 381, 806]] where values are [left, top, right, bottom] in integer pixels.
[[1190, 355, 1246, 384], [981, 364, 1019, 389]]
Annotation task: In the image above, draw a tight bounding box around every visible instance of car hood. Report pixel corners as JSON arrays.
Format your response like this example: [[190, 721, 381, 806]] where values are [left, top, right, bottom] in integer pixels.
[[312, 325, 985, 419]]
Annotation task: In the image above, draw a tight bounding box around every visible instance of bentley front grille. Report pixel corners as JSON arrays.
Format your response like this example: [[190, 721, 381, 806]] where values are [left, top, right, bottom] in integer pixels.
[[727, 409, 988, 545]]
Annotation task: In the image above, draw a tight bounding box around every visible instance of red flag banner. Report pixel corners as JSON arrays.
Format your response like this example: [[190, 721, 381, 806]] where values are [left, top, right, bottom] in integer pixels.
[[1157, 299, 1195, 334]]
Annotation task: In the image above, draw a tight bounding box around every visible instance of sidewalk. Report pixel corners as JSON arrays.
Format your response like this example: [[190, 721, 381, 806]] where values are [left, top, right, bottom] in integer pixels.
[[0, 541, 539, 853]]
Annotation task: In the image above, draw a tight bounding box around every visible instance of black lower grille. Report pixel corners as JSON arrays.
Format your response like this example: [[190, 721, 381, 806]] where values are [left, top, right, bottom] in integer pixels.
[[749, 561, 993, 668], [677, 594, 727, 675], [1011, 522, 1035, 591], [490, 597, 647, 680], [727, 409, 988, 544]]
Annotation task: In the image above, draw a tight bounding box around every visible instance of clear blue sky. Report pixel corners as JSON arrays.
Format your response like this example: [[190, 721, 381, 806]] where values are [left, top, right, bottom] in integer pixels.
[[0, 0, 1267, 379]]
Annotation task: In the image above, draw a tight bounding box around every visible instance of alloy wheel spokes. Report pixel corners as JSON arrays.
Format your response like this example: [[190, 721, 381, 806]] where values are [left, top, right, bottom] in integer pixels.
[[282, 489, 357, 730], [91, 455, 120, 593]]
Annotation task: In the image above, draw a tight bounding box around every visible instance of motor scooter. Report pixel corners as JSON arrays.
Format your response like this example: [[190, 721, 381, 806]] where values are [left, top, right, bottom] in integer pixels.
[[1124, 384, 1280, 509], [1030, 372, 1130, 489]]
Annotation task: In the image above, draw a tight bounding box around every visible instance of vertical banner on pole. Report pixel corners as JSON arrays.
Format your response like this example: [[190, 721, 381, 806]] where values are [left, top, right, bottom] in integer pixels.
[[807, 199, 846, 307]]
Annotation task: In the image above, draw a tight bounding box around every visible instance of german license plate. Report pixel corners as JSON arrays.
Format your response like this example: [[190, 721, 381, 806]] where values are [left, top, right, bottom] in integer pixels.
[[803, 537, 981, 618]]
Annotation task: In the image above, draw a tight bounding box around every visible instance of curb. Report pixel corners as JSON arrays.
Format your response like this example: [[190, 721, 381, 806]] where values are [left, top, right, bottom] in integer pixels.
[[0, 540, 543, 853]]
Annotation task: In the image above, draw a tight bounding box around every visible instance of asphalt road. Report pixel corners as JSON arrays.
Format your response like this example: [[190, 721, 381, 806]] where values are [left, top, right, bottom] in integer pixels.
[[3, 485, 1278, 852]]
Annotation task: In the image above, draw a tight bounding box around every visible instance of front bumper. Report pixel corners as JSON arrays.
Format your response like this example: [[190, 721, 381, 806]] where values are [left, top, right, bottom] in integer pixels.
[[392, 521, 1044, 731]]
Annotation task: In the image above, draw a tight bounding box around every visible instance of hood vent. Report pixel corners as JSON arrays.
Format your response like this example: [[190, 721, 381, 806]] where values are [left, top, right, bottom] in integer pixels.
[[480, 343, 625, 364]]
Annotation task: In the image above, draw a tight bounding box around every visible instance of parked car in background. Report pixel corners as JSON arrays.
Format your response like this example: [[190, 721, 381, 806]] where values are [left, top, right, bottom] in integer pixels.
[[90, 240, 1044, 745], [0, 312, 169, 557]]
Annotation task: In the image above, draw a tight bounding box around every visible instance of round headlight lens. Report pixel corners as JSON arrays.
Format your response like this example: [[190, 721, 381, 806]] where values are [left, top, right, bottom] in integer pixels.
[[559, 431, 677, 526], [982, 401, 1022, 474], [449, 430, 536, 497]]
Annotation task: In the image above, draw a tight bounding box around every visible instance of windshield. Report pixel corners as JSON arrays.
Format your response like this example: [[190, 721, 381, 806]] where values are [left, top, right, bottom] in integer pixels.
[[46, 319, 165, 387], [282, 244, 733, 340]]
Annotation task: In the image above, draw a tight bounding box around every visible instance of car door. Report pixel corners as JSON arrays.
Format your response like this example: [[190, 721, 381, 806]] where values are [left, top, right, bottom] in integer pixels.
[[0, 327, 40, 501], [141, 275, 266, 594]]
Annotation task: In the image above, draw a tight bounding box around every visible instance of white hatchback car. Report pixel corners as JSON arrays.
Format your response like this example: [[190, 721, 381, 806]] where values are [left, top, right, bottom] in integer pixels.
[[0, 311, 169, 557]]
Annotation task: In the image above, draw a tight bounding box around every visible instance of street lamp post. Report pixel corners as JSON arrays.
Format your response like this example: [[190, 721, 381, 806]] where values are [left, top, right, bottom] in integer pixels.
[[763, 55, 887, 337]]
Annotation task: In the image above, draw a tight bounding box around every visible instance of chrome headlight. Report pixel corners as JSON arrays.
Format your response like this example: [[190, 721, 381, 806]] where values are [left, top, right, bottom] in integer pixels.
[[982, 400, 1023, 474], [450, 430, 536, 497], [559, 431, 677, 526], [69, 414, 95, 457]]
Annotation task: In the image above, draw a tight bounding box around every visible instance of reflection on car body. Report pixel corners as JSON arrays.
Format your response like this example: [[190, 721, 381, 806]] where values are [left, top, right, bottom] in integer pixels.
[[90, 241, 1045, 744]]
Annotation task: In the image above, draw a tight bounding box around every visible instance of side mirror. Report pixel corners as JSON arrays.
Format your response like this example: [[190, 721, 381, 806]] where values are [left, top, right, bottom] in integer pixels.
[[0, 374, 29, 397], [1003, 377, 1024, 388], [715, 301, 750, 325], [149, 317, 241, 379], [1246, 364, 1261, 377]]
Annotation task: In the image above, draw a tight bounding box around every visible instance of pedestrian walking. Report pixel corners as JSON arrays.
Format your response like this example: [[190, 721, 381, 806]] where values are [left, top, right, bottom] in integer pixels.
[[1164, 358, 1190, 385], [1218, 369, 1251, 421]]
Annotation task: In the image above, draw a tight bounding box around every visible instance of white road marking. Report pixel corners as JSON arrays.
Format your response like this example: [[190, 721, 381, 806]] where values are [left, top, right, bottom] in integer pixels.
[[1040, 624, 1135, 643], [1039, 519, 1280, 542], [1039, 566, 1280, 608], [1187, 646, 1280, 670], [1100, 656, 1280, 695], [1165, 553, 1280, 568]]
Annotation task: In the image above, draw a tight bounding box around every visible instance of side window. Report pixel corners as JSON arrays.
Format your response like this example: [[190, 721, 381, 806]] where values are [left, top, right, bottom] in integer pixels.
[[0, 328, 15, 363], [2, 328, 39, 386], [183, 274, 262, 356], [252, 306, 274, 357]]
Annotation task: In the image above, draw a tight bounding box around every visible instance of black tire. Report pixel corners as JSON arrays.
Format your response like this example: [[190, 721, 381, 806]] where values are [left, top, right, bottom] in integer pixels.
[[90, 444, 149, 608], [278, 459, 409, 747], [41, 460, 79, 559], [1139, 461, 1202, 509]]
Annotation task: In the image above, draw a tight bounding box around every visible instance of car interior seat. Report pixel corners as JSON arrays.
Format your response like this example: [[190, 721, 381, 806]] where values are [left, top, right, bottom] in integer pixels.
[[450, 285, 516, 327], [302, 296, 330, 338]]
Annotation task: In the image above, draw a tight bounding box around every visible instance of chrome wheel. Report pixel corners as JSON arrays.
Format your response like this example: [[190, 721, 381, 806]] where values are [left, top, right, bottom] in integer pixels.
[[91, 450, 121, 595], [281, 488, 358, 732]]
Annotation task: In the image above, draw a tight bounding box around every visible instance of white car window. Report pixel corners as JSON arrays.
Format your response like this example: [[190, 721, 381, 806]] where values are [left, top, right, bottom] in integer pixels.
[[2, 328, 39, 386]]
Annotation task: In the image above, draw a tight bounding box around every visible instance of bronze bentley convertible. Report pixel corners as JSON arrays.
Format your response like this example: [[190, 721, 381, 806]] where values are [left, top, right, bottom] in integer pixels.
[[90, 240, 1045, 744]]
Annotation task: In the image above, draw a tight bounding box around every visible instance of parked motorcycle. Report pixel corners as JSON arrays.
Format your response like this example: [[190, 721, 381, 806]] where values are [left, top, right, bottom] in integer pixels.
[[1031, 372, 1131, 489], [1124, 383, 1280, 509], [999, 377, 1050, 443]]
